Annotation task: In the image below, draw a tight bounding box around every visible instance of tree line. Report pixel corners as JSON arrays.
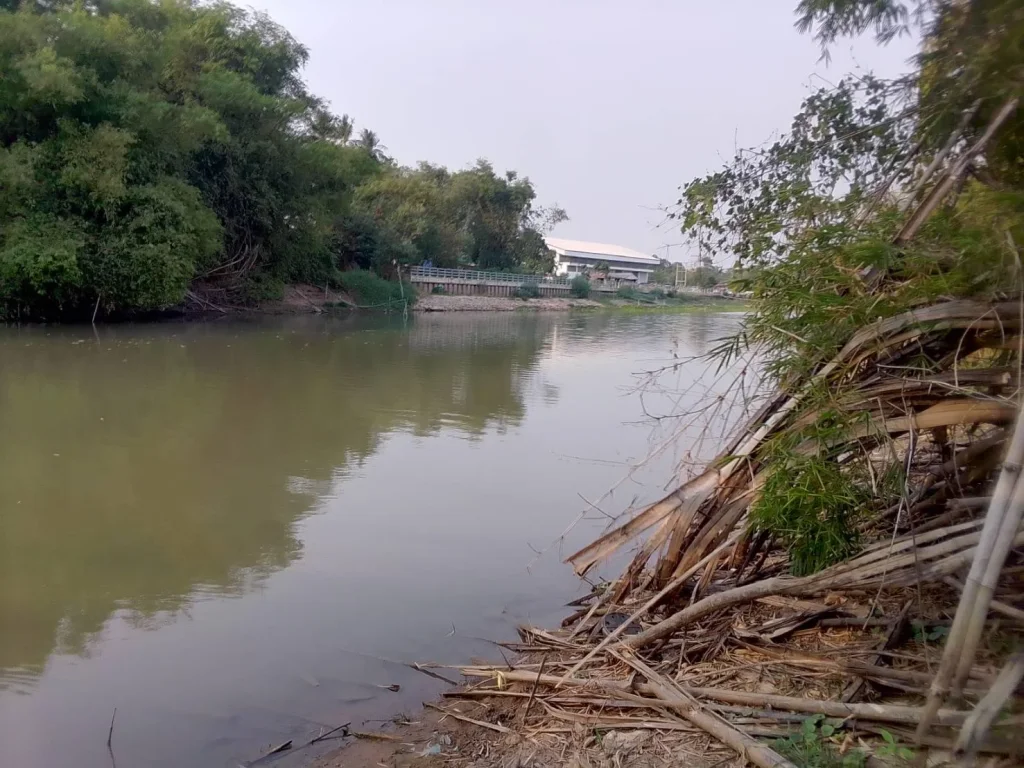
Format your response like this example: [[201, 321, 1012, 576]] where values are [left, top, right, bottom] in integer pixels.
[[0, 0, 566, 318]]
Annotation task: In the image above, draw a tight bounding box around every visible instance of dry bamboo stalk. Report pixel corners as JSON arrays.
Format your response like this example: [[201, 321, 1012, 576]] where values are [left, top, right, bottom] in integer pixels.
[[609, 649, 795, 768], [918, 406, 1024, 741], [621, 575, 801, 650], [614, 507, 682, 601], [847, 399, 1017, 441], [943, 576, 1024, 622], [670, 492, 752, 580], [896, 97, 1019, 244], [423, 702, 510, 733], [951, 465, 1024, 694], [557, 532, 741, 684], [838, 518, 983, 563], [825, 528, 990, 588], [743, 645, 987, 691], [567, 487, 686, 575], [540, 708, 697, 732], [897, 100, 980, 213], [655, 495, 702, 583], [458, 667, 973, 727], [622, 524, 1007, 651], [954, 650, 1024, 761]]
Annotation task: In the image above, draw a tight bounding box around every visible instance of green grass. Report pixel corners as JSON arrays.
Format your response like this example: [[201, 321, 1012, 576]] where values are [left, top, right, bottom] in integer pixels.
[[775, 716, 866, 768], [335, 269, 416, 309]]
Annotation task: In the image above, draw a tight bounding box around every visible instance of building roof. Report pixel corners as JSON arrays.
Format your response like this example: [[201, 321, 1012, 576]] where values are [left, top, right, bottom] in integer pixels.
[[544, 237, 659, 265]]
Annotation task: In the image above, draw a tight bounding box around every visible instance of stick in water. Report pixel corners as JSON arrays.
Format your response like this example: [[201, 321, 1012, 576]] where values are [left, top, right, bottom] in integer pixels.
[[107, 707, 117, 748]]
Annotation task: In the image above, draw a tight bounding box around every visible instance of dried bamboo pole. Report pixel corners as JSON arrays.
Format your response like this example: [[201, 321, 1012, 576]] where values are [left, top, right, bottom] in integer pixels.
[[611, 649, 796, 768], [557, 531, 742, 684], [955, 650, 1024, 761], [917, 407, 1024, 741], [943, 576, 1024, 622], [895, 97, 1019, 244], [458, 668, 974, 727], [897, 100, 981, 213], [951, 468, 1024, 694], [621, 523, 1016, 651]]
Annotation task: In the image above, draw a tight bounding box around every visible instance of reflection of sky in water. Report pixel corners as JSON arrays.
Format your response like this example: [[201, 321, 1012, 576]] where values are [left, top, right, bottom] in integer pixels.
[[0, 311, 744, 768]]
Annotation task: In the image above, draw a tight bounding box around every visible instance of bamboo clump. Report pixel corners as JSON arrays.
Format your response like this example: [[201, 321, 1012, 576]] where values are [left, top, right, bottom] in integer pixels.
[[420, 102, 1024, 767]]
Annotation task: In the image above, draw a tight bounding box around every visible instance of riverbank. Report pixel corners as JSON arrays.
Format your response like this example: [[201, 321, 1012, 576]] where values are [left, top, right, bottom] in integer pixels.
[[180, 286, 746, 317]]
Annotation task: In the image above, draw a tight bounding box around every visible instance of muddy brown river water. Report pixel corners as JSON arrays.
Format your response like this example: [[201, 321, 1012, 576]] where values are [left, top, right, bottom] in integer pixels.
[[0, 311, 743, 767]]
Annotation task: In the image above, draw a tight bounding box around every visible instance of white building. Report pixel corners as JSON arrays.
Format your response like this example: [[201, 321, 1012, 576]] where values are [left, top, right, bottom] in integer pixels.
[[544, 237, 660, 285]]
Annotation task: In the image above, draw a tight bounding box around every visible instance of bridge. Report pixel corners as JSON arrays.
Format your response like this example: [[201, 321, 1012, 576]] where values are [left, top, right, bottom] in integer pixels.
[[408, 266, 615, 297]]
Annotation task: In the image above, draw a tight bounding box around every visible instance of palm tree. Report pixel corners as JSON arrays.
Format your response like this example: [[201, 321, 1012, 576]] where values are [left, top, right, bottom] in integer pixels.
[[308, 111, 353, 144], [335, 114, 353, 144], [356, 128, 388, 162]]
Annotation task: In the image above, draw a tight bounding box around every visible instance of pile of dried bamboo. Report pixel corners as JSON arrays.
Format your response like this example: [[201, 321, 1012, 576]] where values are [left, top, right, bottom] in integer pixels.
[[426, 102, 1024, 767]]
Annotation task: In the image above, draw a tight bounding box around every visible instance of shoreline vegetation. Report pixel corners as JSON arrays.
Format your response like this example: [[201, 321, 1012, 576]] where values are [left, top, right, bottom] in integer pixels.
[[0, 0, 569, 323], [306, 1, 1024, 767]]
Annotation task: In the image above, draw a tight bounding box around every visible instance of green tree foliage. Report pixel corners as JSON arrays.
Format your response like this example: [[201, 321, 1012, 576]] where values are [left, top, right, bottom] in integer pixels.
[[689, 255, 723, 289], [349, 160, 566, 275], [672, 0, 1024, 572], [0, 0, 565, 317], [650, 259, 677, 285]]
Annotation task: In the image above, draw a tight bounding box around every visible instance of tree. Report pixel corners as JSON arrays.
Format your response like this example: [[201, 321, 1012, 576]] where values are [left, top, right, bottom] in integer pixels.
[[0, 0, 567, 317], [356, 129, 389, 162], [670, 0, 1024, 383], [348, 161, 567, 274]]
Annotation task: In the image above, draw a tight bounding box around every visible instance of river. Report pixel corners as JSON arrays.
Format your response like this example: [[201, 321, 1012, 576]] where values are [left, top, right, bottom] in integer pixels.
[[0, 311, 743, 768]]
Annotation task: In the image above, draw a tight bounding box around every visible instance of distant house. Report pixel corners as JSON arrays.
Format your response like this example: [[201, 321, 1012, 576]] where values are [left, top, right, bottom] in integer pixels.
[[544, 238, 660, 285]]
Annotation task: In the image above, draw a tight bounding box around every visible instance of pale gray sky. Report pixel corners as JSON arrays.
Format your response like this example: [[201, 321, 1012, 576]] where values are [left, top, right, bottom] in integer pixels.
[[251, 0, 917, 263]]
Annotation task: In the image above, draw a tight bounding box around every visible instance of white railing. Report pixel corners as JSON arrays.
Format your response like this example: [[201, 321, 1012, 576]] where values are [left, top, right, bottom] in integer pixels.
[[409, 266, 572, 286]]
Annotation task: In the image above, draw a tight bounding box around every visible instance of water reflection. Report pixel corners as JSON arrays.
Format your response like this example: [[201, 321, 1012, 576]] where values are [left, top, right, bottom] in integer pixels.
[[0, 313, 552, 688]]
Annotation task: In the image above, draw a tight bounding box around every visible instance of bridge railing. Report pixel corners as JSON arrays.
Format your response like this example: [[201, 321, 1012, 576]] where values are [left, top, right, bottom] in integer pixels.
[[409, 266, 572, 286]]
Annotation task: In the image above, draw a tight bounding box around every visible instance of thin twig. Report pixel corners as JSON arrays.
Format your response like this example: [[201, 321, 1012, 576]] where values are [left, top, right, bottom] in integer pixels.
[[106, 707, 116, 748]]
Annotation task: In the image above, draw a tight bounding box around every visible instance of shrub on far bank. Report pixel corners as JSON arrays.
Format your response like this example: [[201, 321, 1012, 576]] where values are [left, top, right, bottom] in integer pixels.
[[431, 285, 447, 294], [616, 285, 639, 300], [336, 269, 415, 308], [515, 282, 541, 299], [240, 273, 285, 303], [569, 276, 590, 298]]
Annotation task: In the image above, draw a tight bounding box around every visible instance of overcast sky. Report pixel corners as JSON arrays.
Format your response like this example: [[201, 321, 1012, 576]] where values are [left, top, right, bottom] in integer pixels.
[[250, 0, 917, 264]]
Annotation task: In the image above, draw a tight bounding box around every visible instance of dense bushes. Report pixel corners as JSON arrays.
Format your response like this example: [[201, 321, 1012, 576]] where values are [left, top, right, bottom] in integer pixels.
[[0, 0, 565, 319], [569, 276, 590, 298], [337, 269, 414, 308], [515, 282, 540, 299]]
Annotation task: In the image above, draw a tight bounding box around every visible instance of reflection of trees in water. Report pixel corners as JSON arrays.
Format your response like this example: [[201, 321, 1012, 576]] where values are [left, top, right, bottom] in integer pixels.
[[0, 314, 551, 687], [547, 312, 744, 360]]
